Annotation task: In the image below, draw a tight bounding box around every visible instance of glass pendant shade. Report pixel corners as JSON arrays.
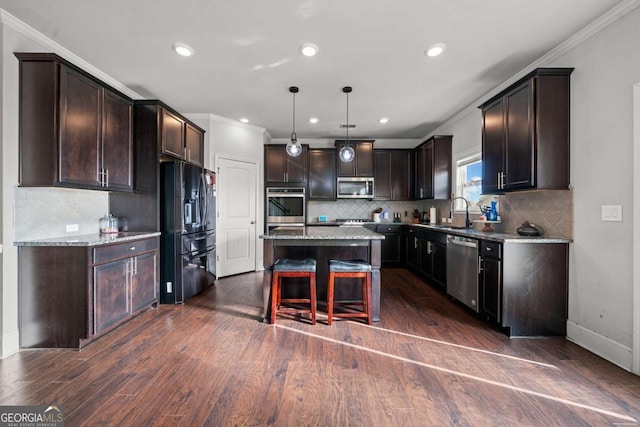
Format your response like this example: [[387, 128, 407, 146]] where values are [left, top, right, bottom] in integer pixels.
[[286, 132, 302, 157], [286, 86, 301, 158], [339, 86, 354, 162], [339, 144, 355, 162]]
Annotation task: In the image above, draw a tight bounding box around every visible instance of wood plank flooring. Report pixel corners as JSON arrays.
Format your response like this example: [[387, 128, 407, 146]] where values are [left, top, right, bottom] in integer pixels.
[[2, 268, 639, 426]]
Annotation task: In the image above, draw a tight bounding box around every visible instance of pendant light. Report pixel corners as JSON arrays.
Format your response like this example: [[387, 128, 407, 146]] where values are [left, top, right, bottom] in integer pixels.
[[286, 86, 302, 157], [339, 86, 355, 162]]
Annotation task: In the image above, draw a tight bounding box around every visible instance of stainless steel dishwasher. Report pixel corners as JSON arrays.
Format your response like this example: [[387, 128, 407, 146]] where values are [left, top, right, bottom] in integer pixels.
[[446, 235, 480, 312]]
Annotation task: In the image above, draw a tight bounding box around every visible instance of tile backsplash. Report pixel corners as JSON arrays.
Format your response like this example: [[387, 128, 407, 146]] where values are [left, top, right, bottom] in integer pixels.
[[307, 189, 573, 239], [14, 186, 109, 241]]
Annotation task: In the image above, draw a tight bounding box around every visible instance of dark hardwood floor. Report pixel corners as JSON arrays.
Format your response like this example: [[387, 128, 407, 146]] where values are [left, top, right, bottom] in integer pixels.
[[2, 268, 639, 426]]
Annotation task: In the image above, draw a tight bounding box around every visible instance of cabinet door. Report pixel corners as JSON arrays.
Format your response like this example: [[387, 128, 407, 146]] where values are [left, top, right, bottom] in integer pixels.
[[102, 89, 133, 191], [415, 145, 426, 199], [59, 66, 101, 187], [374, 151, 392, 199], [392, 151, 412, 200], [308, 149, 336, 199], [355, 142, 374, 177], [481, 256, 501, 323], [185, 123, 204, 167], [504, 80, 535, 190], [482, 98, 505, 193], [162, 109, 185, 159], [431, 242, 447, 290], [406, 236, 419, 270], [131, 251, 158, 313], [424, 142, 434, 199], [418, 239, 432, 279], [94, 259, 129, 334], [432, 137, 452, 199], [286, 145, 308, 183], [265, 145, 286, 182]]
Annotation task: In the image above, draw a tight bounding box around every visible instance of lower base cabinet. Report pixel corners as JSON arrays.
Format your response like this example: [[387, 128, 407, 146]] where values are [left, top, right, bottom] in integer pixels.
[[376, 224, 404, 266], [19, 236, 159, 348]]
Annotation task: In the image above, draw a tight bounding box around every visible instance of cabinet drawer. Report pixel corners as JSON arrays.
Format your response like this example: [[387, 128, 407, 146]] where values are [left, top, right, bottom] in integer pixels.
[[404, 226, 417, 236], [376, 224, 403, 233], [481, 241, 502, 259], [93, 237, 158, 264]]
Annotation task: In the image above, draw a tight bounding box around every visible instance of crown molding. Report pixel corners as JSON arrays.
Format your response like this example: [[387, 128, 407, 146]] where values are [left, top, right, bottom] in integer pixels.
[[0, 8, 142, 99], [185, 112, 268, 134], [428, 0, 640, 138]]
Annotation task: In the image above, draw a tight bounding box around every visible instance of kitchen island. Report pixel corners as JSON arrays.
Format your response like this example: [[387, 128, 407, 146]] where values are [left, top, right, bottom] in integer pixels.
[[260, 226, 384, 322]]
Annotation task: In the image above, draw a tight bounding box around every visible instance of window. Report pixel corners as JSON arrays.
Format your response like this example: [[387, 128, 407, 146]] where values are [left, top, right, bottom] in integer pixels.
[[455, 153, 482, 212]]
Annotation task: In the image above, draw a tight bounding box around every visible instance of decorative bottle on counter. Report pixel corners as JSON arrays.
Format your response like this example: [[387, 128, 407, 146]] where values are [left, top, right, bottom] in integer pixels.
[[488, 201, 498, 221]]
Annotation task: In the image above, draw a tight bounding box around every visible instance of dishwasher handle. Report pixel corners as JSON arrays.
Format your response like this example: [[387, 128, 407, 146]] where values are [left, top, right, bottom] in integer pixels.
[[447, 236, 478, 248]]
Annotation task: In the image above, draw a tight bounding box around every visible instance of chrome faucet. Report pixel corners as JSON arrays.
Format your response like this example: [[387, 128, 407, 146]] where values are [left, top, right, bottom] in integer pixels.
[[450, 197, 472, 228]]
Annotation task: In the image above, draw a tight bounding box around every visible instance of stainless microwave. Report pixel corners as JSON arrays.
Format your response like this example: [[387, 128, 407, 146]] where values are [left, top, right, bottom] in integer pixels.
[[266, 187, 305, 225], [337, 177, 374, 199]]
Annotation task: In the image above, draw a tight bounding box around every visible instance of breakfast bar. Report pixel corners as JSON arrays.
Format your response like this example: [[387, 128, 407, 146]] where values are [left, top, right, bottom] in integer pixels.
[[260, 226, 384, 322]]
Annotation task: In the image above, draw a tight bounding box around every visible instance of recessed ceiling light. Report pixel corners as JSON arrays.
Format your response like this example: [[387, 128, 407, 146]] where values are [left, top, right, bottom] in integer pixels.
[[425, 43, 446, 57], [379, 117, 389, 124], [300, 43, 319, 57], [309, 117, 319, 124], [239, 118, 249, 124], [173, 43, 195, 57]]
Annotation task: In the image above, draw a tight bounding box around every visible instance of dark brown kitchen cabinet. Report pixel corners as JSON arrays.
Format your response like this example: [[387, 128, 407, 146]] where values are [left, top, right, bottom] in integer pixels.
[[404, 227, 419, 270], [16, 52, 133, 192], [414, 135, 451, 200], [308, 149, 336, 199], [335, 140, 374, 177], [481, 240, 568, 336], [18, 235, 159, 349], [161, 109, 205, 166], [376, 224, 404, 267], [417, 230, 446, 291], [265, 144, 308, 184], [480, 241, 502, 324], [185, 123, 204, 167], [479, 68, 573, 193], [110, 101, 206, 231], [374, 150, 413, 200]]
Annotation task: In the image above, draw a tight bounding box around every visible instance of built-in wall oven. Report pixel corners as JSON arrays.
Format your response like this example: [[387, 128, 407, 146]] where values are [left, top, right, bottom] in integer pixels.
[[266, 187, 305, 227]]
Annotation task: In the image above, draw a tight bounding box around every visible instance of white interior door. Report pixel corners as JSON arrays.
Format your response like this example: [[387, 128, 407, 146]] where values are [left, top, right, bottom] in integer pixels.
[[216, 157, 257, 278]]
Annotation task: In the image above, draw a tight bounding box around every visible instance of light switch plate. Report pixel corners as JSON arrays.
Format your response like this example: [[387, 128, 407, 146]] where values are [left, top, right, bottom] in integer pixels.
[[601, 205, 623, 222]]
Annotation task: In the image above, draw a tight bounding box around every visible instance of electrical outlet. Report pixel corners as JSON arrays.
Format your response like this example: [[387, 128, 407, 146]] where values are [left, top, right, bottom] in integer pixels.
[[166, 282, 172, 293], [66, 224, 79, 232]]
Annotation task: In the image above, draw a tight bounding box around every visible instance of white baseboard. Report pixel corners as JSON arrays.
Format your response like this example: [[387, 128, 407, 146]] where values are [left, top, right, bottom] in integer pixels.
[[566, 321, 633, 371], [1, 330, 20, 359]]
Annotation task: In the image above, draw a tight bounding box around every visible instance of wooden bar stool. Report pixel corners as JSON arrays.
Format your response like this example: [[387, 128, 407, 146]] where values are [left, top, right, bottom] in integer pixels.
[[270, 258, 317, 325], [327, 259, 372, 325]]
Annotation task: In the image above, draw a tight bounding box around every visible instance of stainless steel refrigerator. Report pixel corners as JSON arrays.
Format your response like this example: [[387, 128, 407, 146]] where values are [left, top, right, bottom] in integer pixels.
[[160, 161, 216, 304]]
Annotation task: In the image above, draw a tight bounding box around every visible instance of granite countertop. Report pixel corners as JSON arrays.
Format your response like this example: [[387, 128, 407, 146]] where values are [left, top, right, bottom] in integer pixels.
[[408, 223, 571, 243], [305, 220, 570, 243], [260, 226, 384, 240], [14, 231, 161, 247]]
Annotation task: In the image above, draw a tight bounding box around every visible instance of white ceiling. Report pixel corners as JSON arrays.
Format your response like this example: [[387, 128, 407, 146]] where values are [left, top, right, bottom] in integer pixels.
[[0, 0, 626, 140]]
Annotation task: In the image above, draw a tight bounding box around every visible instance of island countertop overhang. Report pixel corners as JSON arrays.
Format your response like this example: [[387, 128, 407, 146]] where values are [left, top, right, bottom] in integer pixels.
[[260, 226, 385, 240]]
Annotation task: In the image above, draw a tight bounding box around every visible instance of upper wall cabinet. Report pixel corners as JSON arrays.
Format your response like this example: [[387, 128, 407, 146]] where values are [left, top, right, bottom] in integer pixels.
[[308, 149, 337, 200], [479, 68, 573, 193], [16, 53, 133, 192], [335, 140, 374, 177], [374, 150, 413, 200], [265, 144, 308, 184], [160, 108, 204, 167], [414, 135, 452, 200]]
